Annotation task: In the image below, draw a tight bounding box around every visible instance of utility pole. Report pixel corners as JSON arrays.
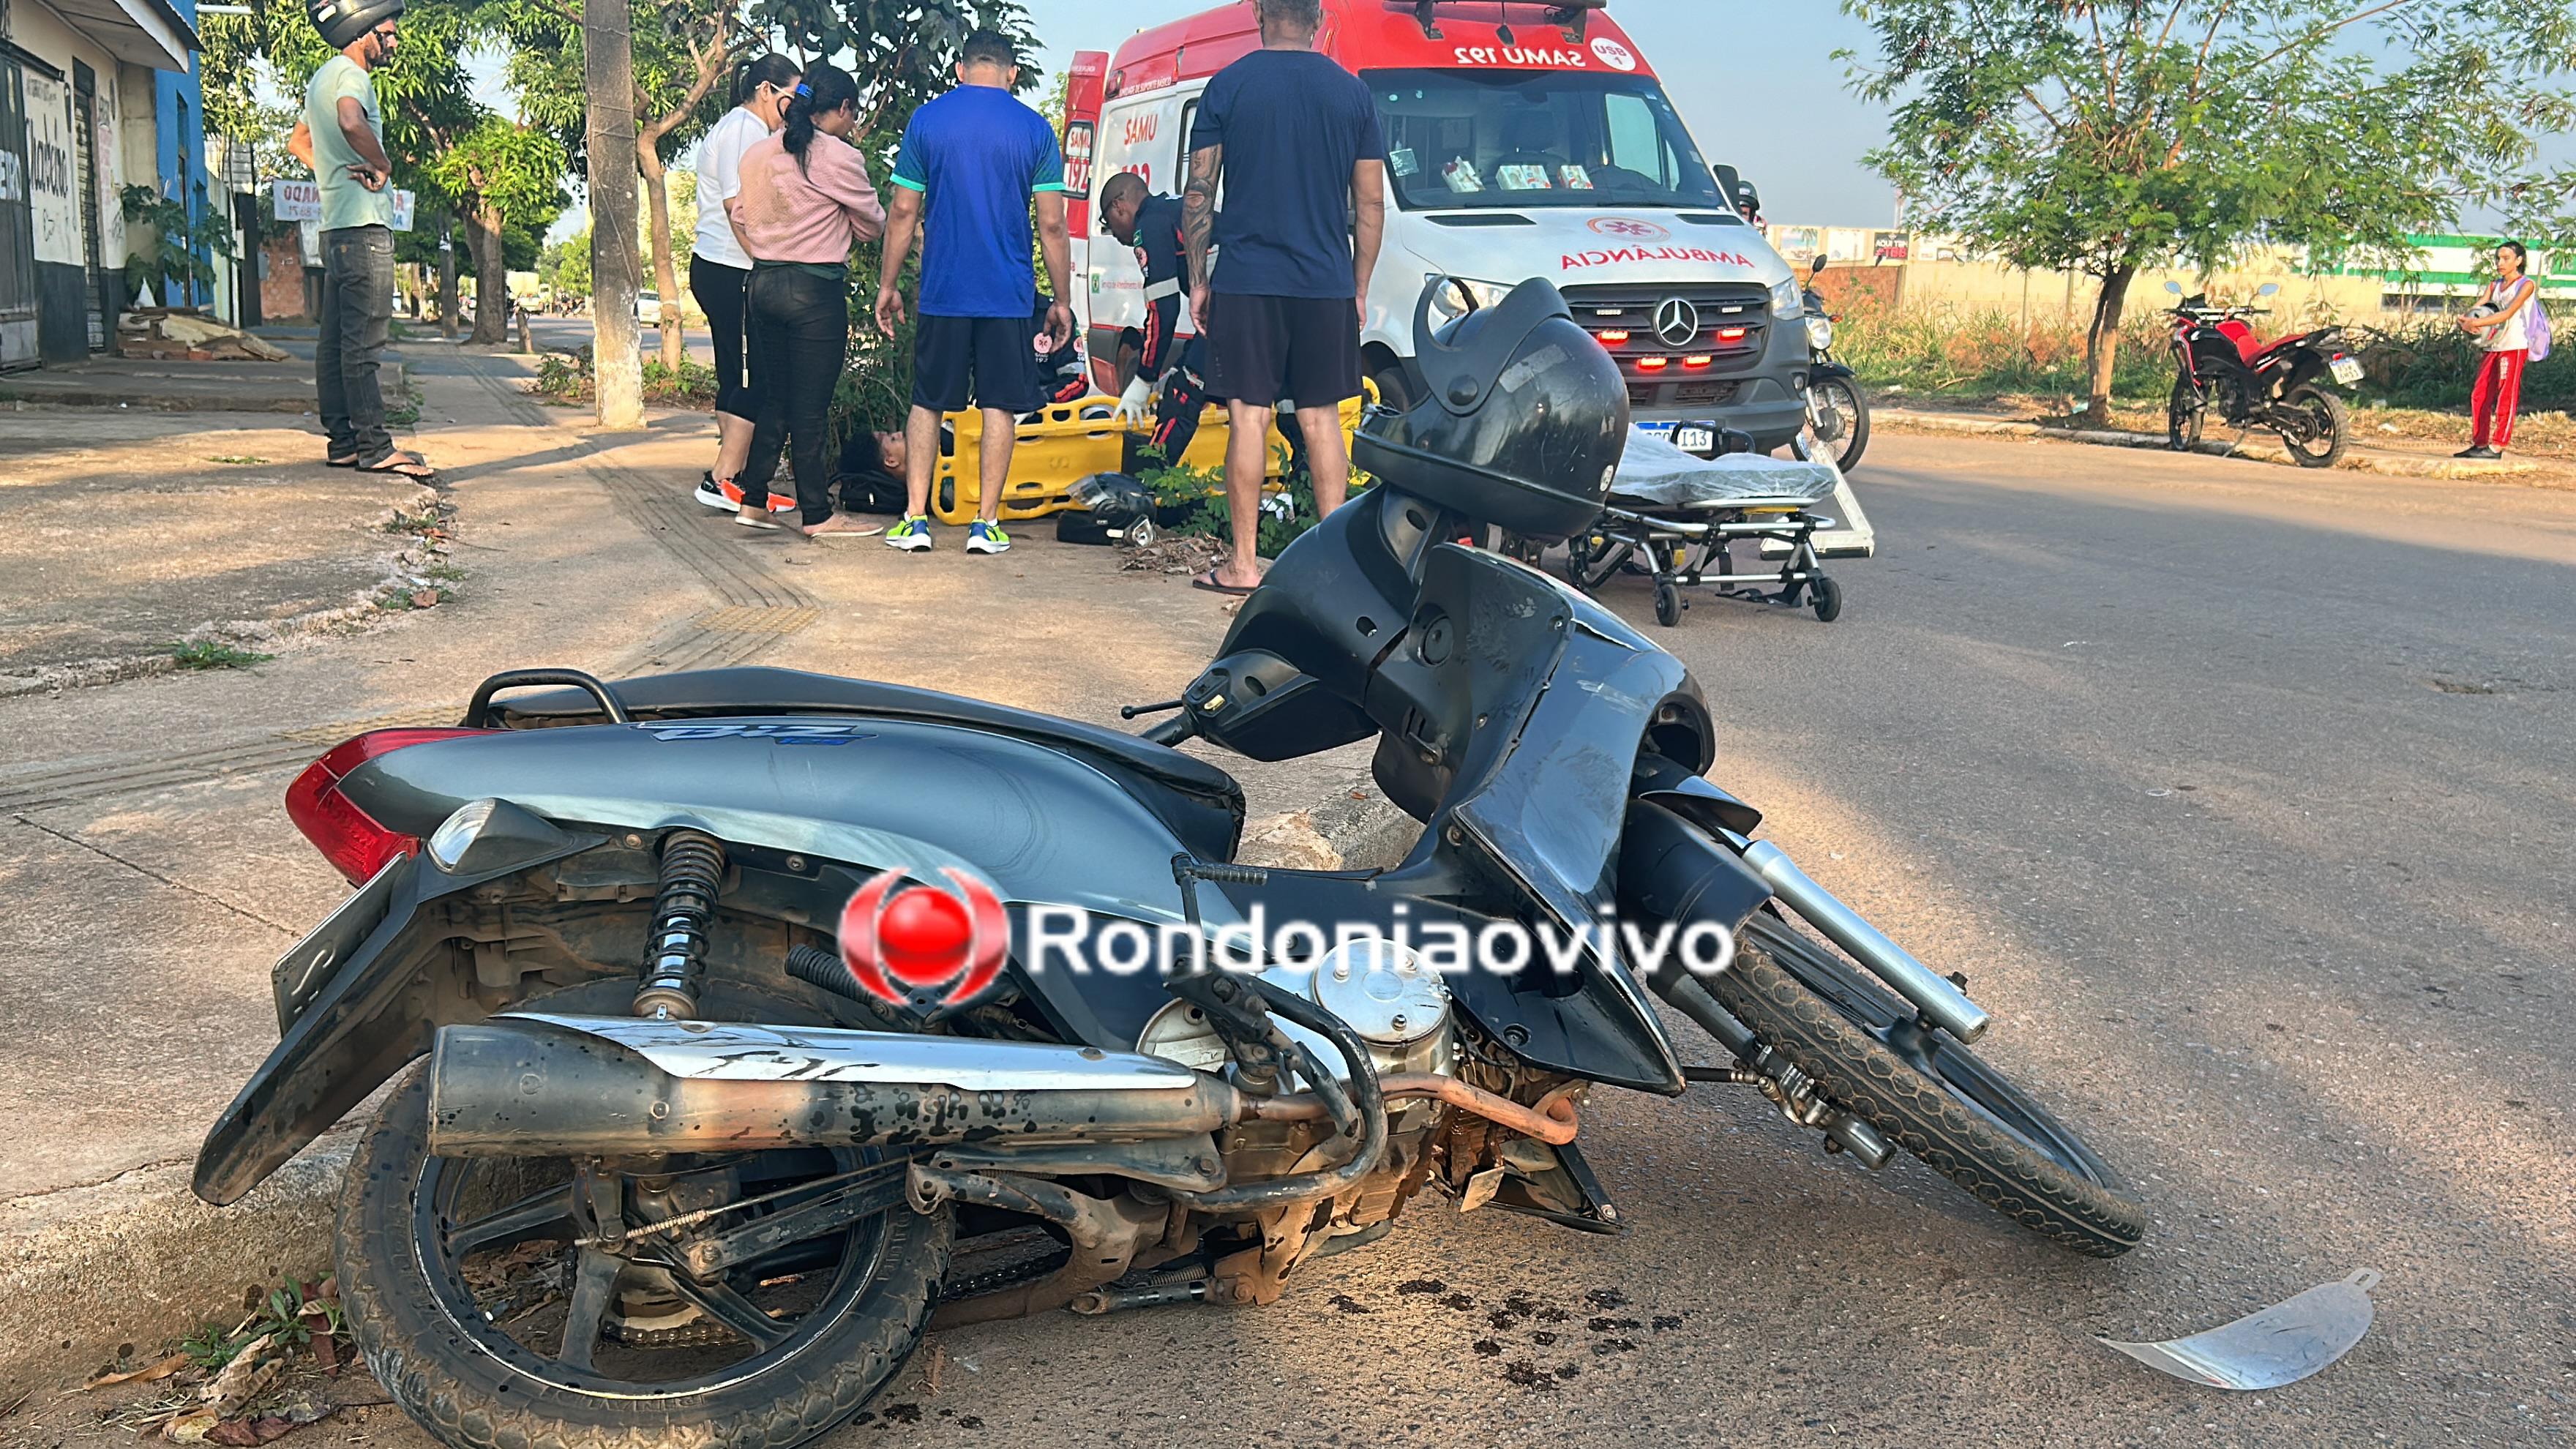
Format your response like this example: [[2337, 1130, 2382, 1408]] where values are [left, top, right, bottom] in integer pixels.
[[583, 0, 643, 428]]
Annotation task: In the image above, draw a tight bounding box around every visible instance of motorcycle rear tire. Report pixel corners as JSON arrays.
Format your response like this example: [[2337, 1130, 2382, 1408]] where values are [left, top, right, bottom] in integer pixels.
[[1710, 916, 2148, 1257], [2282, 385, 2348, 468], [337, 978, 951, 1449]]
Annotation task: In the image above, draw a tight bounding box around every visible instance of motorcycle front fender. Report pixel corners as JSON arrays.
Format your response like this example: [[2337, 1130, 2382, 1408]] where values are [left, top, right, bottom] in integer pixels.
[[1808, 358, 1858, 383]]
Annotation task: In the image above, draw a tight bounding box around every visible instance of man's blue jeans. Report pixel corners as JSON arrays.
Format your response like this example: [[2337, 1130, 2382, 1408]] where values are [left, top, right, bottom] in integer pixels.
[[317, 225, 395, 463]]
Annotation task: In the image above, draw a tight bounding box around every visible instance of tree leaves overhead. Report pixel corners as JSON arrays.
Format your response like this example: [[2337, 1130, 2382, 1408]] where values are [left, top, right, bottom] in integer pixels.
[[1843, 0, 2576, 416], [1845, 0, 2576, 274]]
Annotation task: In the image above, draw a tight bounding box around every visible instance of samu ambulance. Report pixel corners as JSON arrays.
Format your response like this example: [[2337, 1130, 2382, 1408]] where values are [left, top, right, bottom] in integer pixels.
[[1063, 0, 1812, 454]]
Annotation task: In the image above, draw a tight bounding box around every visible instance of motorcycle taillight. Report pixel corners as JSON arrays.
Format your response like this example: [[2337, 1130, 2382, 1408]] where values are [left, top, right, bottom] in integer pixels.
[[285, 727, 484, 883]]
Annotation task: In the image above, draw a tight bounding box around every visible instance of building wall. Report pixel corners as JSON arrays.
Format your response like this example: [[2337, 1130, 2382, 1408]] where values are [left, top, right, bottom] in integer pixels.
[[151, 0, 207, 307], [12, 0, 136, 359], [1770, 227, 2572, 329]]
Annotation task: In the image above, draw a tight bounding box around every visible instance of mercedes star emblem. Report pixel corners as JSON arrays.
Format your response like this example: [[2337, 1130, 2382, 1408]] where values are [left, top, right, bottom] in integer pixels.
[[1654, 297, 1702, 348]]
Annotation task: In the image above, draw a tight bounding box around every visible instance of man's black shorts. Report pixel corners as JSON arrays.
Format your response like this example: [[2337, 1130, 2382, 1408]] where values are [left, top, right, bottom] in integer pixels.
[[1205, 293, 1363, 408], [912, 314, 1045, 414]]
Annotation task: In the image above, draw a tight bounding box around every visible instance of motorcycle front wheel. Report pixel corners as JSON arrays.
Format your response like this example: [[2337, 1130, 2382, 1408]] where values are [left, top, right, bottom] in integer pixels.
[[1808, 376, 1871, 472], [337, 978, 951, 1449], [2280, 385, 2348, 468], [1710, 914, 2149, 1257], [2166, 378, 2204, 451]]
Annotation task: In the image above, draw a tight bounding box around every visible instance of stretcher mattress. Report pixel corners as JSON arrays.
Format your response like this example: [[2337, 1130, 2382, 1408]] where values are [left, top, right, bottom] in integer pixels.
[[1610, 433, 1842, 509]]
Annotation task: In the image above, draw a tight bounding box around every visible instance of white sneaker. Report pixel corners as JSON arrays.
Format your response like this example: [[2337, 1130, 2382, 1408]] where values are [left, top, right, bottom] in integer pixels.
[[693, 473, 741, 512]]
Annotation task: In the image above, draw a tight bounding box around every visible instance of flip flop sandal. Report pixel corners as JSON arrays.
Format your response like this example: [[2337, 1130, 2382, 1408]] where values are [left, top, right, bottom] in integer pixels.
[[327, 451, 362, 468], [359, 450, 438, 481], [1191, 572, 1258, 596]]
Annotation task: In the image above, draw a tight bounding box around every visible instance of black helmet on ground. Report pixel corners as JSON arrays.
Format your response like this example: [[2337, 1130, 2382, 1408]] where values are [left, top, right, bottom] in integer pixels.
[[310, 0, 402, 51], [1352, 277, 1630, 546]]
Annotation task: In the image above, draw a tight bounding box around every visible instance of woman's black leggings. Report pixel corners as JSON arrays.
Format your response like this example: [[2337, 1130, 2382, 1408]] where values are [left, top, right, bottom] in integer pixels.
[[740, 266, 849, 525], [687, 252, 755, 421]]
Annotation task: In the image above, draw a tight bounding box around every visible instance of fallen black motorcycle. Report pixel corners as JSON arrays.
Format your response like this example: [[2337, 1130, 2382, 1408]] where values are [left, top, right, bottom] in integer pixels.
[[1802, 256, 1870, 471], [192, 278, 2143, 1449], [2163, 279, 2361, 467]]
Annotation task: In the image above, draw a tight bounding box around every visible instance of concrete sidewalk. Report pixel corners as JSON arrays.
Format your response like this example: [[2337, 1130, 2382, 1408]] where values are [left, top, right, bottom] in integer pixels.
[[0, 354, 1400, 1390]]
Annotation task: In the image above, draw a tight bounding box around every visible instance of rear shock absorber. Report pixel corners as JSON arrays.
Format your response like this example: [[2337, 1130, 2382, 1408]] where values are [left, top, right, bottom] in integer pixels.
[[633, 830, 726, 1019]]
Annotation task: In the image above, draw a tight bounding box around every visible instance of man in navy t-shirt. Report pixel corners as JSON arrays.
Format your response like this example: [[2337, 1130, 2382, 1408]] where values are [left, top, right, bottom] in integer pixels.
[[1182, 0, 1386, 594], [874, 29, 1074, 556]]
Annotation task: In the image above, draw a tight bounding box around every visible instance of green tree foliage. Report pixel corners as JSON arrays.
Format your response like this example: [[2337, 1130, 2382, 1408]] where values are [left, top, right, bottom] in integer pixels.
[[1846, 0, 2576, 420], [202, 0, 564, 343], [430, 118, 568, 339], [498, 0, 744, 367]]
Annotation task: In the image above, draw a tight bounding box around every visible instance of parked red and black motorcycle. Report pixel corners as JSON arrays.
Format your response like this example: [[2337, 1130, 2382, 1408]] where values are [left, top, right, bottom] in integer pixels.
[[2163, 280, 2362, 468]]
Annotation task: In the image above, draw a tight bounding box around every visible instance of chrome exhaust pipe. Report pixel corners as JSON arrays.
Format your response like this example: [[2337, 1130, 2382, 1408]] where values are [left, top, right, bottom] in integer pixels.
[[1733, 839, 1992, 1043], [424, 1014, 1240, 1158]]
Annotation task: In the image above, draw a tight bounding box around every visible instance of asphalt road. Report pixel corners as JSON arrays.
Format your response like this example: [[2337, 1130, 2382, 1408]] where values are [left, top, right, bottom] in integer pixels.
[[842, 433, 2576, 1446], [20, 423, 2572, 1445]]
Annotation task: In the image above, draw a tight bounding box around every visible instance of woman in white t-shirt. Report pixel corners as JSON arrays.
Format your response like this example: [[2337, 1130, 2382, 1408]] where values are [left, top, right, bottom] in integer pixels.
[[691, 54, 801, 511], [2457, 239, 2538, 460]]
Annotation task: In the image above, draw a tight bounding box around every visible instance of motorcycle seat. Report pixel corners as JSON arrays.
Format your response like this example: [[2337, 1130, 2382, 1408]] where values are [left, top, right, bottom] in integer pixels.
[[480, 666, 1244, 813]]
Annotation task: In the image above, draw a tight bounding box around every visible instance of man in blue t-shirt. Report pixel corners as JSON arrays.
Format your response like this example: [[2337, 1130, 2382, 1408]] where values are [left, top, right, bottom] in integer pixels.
[[873, 29, 1074, 556], [1182, 0, 1385, 594]]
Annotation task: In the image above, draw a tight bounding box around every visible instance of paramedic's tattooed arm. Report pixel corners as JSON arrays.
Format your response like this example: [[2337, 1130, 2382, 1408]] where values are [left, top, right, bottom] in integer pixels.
[[1183, 143, 1222, 321]]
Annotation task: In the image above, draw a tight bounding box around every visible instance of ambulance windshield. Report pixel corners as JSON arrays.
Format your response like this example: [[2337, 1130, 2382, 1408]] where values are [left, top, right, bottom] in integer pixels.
[[1367, 70, 1726, 212]]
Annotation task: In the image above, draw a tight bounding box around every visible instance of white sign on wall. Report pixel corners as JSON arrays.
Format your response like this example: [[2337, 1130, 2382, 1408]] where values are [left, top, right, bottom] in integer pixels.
[[25, 72, 78, 266], [273, 177, 416, 231]]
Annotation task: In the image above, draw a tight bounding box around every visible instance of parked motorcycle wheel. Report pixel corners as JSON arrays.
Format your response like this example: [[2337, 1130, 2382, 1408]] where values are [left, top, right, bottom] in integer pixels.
[[2280, 385, 2348, 469], [1808, 376, 1871, 472], [2166, 378, 2204, 452], [337, 978, 952, 1449], [1710, 915, 2147, 1257]]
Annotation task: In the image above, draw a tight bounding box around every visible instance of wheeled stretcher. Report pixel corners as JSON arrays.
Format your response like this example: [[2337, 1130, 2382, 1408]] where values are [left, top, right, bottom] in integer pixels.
[[1559, 430, 1877, 626]]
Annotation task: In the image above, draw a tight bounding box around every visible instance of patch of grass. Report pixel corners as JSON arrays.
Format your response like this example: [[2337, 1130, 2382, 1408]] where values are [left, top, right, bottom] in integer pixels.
[[419, 561, 468, 583], [181, 1274, 342, 1372], [531, 351, 720, 408], [1133, 442, 1338, 557], [170, 641, 272, 670], [206, 454, 268, 465]]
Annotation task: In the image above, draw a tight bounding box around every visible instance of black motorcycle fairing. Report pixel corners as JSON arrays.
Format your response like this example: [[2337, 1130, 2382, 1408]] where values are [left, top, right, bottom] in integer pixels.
[[478, 667, 1244, 864], [1630, 752, 1763, 836]]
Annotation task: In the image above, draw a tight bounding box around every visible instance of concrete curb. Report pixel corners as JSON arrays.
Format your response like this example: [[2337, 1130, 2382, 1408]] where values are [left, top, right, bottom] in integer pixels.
[[0, 777, 1418, 1392], [0, 362, 406, 416], [1875, 406, 2550, 481], [1, 1142, 352, 1388]]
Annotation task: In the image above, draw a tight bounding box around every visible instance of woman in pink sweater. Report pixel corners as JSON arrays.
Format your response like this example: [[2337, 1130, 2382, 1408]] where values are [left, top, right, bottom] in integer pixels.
[[724, 63, 887, 539]]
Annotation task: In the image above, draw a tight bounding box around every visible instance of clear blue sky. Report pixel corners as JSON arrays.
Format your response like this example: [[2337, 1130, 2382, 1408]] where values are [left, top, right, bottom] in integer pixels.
[[1025, 0, 1898, 226]]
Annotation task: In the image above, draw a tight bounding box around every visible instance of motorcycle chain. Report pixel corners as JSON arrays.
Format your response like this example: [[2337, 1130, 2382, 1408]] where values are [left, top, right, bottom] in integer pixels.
[[937, 1235, 1072, 1303]]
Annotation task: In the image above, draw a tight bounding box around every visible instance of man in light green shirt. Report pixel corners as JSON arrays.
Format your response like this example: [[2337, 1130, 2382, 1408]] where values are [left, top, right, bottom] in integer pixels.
[[290, 0, 432, 477]]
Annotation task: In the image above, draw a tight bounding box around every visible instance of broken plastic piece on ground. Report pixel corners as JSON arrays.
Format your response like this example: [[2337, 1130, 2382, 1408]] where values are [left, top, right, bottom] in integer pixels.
[[2097, 1268, 2381, 1390]]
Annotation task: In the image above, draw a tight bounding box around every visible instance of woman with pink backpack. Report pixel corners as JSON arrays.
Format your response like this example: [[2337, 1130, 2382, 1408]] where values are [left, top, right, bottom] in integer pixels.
[[2457, 239, 2550, 460]]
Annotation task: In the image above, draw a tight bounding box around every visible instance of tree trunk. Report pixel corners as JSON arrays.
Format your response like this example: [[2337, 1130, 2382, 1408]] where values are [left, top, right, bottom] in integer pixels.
[[465, 202, 510, 345], [2083, 262, 2136, 424], [585, 0, 645, 429], [437, 228, 460, 340], [640, 149, 684, 374]]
